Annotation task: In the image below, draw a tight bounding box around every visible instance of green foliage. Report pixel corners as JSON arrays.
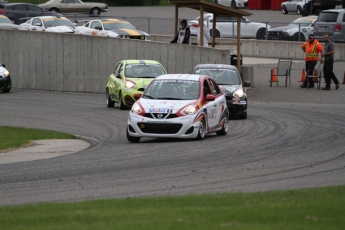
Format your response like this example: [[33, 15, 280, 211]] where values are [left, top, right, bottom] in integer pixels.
[[0, 126, 75, 151], [0, 186, 344, 229]]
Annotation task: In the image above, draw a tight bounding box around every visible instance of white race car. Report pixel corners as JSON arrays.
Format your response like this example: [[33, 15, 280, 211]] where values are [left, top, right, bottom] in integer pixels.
[[75, 19, 149, 40], [19, 16, 75, 33], [188, 13, 270, 39], [127, 74, 229, 143], [213, 0, 248, 8]]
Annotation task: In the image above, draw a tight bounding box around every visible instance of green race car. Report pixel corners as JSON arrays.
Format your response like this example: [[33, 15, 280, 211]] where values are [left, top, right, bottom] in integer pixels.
[[106, 60, 167, 109]]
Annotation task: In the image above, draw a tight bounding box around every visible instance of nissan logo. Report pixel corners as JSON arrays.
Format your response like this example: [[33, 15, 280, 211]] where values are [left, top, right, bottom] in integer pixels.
[[157, 113, 163, 119]]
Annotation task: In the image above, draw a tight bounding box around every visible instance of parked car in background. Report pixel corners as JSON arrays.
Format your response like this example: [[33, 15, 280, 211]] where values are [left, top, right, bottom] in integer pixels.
[[106, 60, 167, 110], [188, 13, 270, 39], [127, 74, 229, 143], [281, 0, 308, 15], [0, 15, 19, 30], [0, 63, 11, 93], [75, 19, 150, 40], [213, 0, 248, 8], [313, 9, 345, 43], [193, 64, 250, 119], [303, 0, 342, 16], [0, 3, 61, 24], [39, 0, 108, 16], [19, 16, 75, 33], [267, 16, 317, 41]]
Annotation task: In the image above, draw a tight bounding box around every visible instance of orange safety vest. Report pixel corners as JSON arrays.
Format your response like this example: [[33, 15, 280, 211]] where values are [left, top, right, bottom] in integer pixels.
[[302, 40, 323, 61]]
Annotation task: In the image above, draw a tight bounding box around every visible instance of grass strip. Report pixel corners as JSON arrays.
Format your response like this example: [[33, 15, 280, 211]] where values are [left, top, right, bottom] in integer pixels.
[[0, 126, 75, 151], [0, 185, 344, 230]]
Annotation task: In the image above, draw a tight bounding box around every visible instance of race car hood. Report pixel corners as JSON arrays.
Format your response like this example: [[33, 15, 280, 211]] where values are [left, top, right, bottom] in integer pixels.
[[45, 26, 75, 33], [268, 25, 302, 32], [219, 85, 241, 94], [109, 29, 148, 37], [139, 98, 197, 113], [127, 77, 155, 90]]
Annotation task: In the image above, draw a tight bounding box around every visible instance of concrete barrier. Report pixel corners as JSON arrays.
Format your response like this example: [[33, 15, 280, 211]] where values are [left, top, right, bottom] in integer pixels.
[[150, 35, 345, 61], [0, 30, 231, 93]]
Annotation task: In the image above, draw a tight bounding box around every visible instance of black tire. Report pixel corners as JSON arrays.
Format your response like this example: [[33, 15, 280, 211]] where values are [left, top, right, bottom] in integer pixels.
[[196, 118, 206, 140], [210, 29, 220, 38], [119, 92, 127, 110], [282, 6, 288, 14], [49, 8, 59, 13], [106, 88, 115, 108], [256, 28, 266, 40], [90, 7, 101, 16], [127, 129, 140, 143], [293, 33, 305, 42], [231, 0, 237, 8], [297, 6, 302, 15], [2, 88, 11, 93], [216, 116, 228, 135]]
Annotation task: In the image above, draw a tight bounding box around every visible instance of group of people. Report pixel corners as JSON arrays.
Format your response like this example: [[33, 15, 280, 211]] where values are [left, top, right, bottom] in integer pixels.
[[301, 33, 340, 90], [170, 18, 211, 47]]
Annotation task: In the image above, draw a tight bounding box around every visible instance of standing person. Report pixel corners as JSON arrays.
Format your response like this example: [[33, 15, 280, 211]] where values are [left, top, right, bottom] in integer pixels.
[[321, 33, 340, 90], [300, 34, 324, 88], [170, 19, 190, 45], [192, 17, 212, 47]]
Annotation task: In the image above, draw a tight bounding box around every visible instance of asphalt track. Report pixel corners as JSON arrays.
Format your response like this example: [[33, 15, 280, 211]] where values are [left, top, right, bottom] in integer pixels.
[[1, 60, 345, 206], [1, 7, 345, 206]]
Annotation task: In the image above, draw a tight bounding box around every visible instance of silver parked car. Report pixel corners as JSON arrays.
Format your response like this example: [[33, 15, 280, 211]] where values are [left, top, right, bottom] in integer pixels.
[[313, 9, 345, 43], [213, 0, 248, 8], [281, 0, 310, 15]]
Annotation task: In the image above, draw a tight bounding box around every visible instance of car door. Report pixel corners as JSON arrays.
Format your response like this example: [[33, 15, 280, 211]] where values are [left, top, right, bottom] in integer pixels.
[[90, 20, 103, 36], [12, 4, 28, 24], [26, 5, 45, 18], [286, 0, 296, 12], [215, 16, 233, 37], [208, 78, 225, 129], [113, 62, 124, 101], [232, 16, 252, 38]]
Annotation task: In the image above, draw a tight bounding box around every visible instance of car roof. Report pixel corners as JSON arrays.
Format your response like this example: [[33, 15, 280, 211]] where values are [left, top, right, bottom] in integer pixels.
[[156, 74, 204, 81], [194, 64, 238, 70], [123, 60, 162, 65]]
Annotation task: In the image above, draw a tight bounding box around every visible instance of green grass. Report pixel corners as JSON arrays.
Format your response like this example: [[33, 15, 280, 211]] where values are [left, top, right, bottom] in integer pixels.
[[0, 126, 75, 151], [0, 185, 344, 229]]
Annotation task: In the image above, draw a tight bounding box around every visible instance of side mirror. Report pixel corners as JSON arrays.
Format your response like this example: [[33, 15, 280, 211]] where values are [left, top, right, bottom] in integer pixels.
[[1, 64, 5, 68], [95, 26, 102, 30], [115, 73, 121, 79], [205, 94, 215, 101], [134, 93, 142, 101], [243, 81, 251, 87]]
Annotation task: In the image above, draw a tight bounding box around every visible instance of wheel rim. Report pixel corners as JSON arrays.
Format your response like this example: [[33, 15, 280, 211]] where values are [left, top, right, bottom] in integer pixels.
[[106, 89, 109, 104], [199, 120, 206, 138], [92, 9, 100, 15], [223, 117, 228, 132]]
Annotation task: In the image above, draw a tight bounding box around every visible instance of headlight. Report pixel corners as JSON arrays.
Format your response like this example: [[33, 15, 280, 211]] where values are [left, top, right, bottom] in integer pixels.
[[4, 70, 9, 77], [131, 103, 142, 114], [180, 105, 197, 115], [233, 88, 244, 98], [125, 80, 136, 89]]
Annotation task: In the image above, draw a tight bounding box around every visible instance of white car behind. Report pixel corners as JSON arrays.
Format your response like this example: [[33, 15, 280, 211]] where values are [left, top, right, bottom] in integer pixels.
[[281, 0, 311, 15], [188, 13, 270, 39], [19, 16, 75, 33], [213, 0, 248, 8]]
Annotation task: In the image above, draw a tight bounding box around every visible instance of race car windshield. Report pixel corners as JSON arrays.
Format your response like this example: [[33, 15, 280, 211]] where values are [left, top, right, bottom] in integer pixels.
[[194, 68, 241, 85], [44, 19, 75, 28], [125, 64, 166, 78], [103, 22, 136, 30], [143, 79, 200, 100]]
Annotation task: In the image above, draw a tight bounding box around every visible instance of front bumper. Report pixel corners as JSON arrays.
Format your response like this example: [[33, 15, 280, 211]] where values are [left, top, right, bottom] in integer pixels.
[[225, 96, 247, 117], [127, 112, 201, 139], [0, 75, 11, 89]]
